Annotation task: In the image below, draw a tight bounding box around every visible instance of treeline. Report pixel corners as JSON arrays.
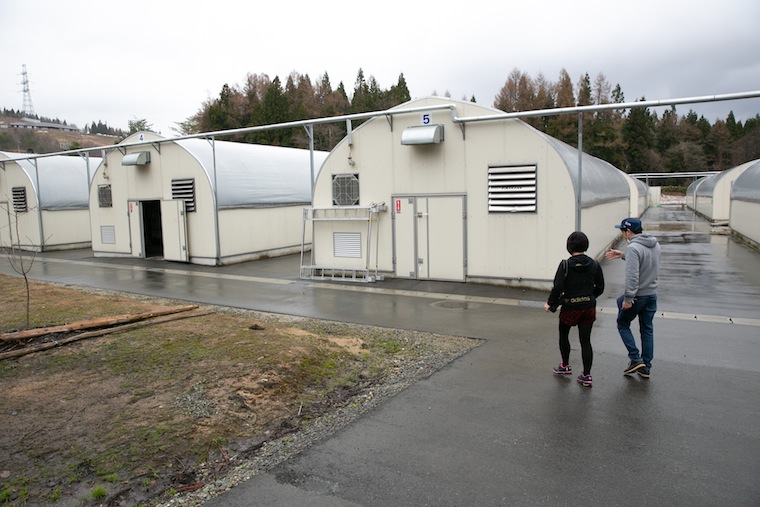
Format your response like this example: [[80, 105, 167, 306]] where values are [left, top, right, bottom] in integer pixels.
[[495, 68, 760, 173], [176, 70, 411, 152], [85, 120, 125, 137], [4, 68, 758, 173], [183, 67, 759, 174]]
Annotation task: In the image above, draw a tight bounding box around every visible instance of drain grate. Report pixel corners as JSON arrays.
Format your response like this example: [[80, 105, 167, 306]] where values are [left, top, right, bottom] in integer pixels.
[[432, 300, 470, 310]]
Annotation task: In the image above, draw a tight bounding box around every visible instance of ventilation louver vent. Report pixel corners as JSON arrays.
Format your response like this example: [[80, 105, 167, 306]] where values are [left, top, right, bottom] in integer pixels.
[[172, 178, 196, 212], [488, 165, 537, 212], [12, 187, 27, 213]]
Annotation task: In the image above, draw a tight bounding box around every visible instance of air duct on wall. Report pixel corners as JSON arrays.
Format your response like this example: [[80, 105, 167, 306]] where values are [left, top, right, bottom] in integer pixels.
[[122, 151, 151, 166], [401, 124, 444, 145]]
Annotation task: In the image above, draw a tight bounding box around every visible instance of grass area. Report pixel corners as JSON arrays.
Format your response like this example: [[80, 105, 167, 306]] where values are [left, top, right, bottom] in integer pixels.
[[0, 273, 477, 505]]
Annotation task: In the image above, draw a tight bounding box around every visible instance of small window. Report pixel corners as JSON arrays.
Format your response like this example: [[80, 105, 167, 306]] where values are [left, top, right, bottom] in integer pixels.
[[488, 165, 537, 213], [98, 185, 113, 208], [332, 174, 359, 206], [172, 178, 196, 212], [12, 187, 27, 213]]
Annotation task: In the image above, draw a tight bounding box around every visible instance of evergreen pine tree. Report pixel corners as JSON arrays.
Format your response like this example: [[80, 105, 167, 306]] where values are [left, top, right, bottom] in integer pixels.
[[622, 98, 656, 173], [546, 69, 577, 145]]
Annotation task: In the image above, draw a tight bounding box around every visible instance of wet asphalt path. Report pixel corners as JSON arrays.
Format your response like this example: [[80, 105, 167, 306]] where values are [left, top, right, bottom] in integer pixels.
[[2, 206, 759, 505]]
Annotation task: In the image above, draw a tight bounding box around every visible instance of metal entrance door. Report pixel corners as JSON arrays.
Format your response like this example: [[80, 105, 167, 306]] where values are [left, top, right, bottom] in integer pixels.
[[393, 195, 466, 281], [128, 200, 188, 261], [128, 200, 144, 258], [160, 199, 188, 262]]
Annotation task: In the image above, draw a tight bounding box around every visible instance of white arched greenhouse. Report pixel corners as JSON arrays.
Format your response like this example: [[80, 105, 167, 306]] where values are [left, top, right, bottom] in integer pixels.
[[625, 176, 650, 217], [0, 151, 99, 251], [301, 97, 636, 289], [729, 159, 760, 251], [687, 159, 758, 222], [89, 132, 328, 265]]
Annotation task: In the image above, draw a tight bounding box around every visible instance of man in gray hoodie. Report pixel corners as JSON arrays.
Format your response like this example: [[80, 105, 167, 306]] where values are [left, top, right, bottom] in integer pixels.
[[605, 217, 661, 378]]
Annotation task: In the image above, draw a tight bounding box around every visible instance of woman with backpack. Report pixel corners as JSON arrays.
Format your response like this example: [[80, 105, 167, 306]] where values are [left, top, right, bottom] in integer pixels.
[[544, 231, 605, 387]]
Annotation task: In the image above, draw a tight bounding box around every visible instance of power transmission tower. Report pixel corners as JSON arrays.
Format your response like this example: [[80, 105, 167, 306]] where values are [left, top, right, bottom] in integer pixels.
[[21, 64, 36, 118]]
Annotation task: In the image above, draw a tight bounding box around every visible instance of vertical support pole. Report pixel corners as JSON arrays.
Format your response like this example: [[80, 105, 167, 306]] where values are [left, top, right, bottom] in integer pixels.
[[576, 112, 583, 231], [210, 136, 221, 265], [645, 175, 651, 210], [32, 158, 45, 250], [302, 124, 317, 276], [306, 124, 315, 199]]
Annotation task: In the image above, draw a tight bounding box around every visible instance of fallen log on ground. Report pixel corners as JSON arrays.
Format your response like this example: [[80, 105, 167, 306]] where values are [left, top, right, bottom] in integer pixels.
[[0, 309, 209, 361], [0, 305, 199, 343]]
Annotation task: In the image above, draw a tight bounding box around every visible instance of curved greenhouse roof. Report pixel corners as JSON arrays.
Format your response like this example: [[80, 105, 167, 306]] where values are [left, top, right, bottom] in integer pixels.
[[123, 135, 329, 208], [633, 177, 648, 195], [731, 159, 760, 203], [0, 151, 100, 210], [538, 134, 630, 206], [686, 176, 711, 198], [177, 139, 329, 208], [695, 159, 758, 197]]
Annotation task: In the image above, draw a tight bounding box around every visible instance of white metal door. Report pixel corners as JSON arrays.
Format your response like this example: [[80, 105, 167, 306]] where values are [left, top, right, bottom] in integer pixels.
[[127, 200, 144, 258], [393, 195, 465, 281], [160, 199, 188, 262], [393, 196, 417, 278], [424, 196, 465, 281]]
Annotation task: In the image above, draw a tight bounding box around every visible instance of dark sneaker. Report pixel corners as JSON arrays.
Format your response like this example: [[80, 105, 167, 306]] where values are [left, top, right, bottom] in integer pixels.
[[623, 361, 646, 375], [553, 363, 572, 375], [577, 374, 593, 387], [637, 368, 650, 379]]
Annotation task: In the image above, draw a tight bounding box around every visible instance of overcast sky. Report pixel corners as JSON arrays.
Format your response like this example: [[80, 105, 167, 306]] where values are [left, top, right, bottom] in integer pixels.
[[2, 0, 759, 135]]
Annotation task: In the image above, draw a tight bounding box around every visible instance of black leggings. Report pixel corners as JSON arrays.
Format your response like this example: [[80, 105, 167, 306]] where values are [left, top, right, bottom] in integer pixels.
[[559, 321, 593, 375]]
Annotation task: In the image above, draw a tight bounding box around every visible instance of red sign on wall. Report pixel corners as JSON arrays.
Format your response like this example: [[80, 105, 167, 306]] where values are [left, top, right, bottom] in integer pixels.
[[395, 199, 401, 213]]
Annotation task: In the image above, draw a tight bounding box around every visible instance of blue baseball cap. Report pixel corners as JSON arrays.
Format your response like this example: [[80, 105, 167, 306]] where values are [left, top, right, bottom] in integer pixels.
[[615, 217, 642, 233]]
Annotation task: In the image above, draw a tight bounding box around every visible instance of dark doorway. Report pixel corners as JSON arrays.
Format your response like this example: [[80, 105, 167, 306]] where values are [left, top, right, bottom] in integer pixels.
[[142, 200, 164, 258]]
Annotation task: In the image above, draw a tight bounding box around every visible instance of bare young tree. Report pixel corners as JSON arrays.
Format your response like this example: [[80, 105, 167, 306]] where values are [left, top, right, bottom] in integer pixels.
[[1, 202, 42, 329]]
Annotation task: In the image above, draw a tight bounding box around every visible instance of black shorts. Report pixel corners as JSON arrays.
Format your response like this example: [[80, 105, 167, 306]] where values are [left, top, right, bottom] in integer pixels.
[[559, 307, 596, 326]]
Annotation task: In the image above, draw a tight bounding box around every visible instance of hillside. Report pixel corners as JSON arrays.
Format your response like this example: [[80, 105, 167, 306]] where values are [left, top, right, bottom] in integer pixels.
[[0, 115, 121, 154]]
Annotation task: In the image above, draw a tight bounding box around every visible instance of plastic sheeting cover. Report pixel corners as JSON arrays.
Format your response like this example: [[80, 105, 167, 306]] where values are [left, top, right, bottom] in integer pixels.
[[731, 159, 760, 203], [0, 152, 100, 210], [537, 135, 630, 206], [634, 177, 648, 195], [696, 159, 759, 197], [686, 177, 710, 198], [175, 139, 329, 208], [695, 172, 724, 196]]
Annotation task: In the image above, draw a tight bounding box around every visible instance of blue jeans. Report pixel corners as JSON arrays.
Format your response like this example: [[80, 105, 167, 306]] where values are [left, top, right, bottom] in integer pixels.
[[616, 294, 657, 369]]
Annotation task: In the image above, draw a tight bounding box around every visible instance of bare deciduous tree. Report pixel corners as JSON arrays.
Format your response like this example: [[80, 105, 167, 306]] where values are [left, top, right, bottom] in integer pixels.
[[1, 202, 42, 329]]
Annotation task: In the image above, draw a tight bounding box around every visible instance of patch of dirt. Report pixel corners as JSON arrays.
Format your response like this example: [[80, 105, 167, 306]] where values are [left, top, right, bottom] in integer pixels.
[[0, 274, 480, 506]]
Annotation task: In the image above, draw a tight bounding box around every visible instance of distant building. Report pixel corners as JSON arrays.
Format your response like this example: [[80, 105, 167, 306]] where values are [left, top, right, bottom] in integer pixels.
[[301, 97, 634, 289], [686, 159, 758, 222], [0, 151, 100, 251], [89, 132, 328, 265], [6, 117, 80, 133], [729, 159, 760, 252]]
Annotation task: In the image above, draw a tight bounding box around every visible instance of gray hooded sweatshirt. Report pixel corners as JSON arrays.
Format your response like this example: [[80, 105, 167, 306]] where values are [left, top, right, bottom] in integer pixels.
[[622, 233, 660, 302]]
